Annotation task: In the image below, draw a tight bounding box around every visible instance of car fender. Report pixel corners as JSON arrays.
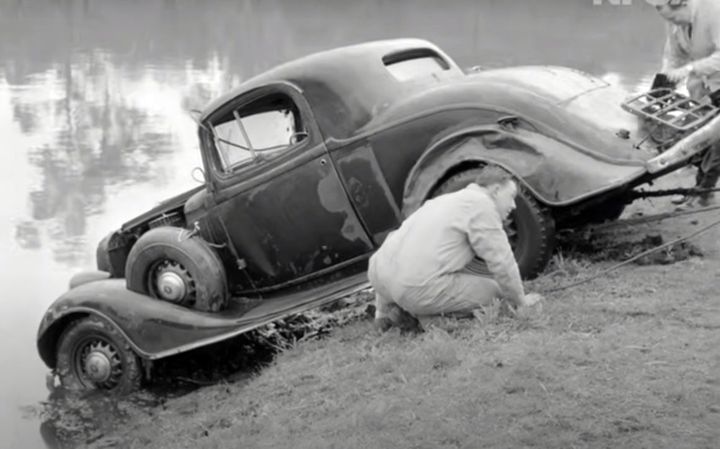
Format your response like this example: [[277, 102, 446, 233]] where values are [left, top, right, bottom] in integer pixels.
[[36, 279, 258, 368], [402, 126, 648, 217], [37, 274, 368, 368]]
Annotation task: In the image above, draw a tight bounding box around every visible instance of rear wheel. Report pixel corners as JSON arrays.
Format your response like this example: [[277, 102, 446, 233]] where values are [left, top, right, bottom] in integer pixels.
[[433, 167, 555, 278], [56, 316, 142, 394], [125, 226, 228, 312]]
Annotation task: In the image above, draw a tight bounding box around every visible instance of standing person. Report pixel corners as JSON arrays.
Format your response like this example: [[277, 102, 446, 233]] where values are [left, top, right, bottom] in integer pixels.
[[657, 0, 720, 206], [368, 166, 543, 332]]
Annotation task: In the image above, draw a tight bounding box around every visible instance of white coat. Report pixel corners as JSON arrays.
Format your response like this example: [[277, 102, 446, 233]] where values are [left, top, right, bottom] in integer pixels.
[[368, 183, 524, 317], [663, 0, 720, 98]]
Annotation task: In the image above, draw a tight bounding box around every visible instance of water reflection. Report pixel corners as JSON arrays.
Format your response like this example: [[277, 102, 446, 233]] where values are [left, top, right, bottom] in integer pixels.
[[6, 51, 195, 263]]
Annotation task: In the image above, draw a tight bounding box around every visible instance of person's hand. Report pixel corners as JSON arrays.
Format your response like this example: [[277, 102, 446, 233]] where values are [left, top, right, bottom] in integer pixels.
[[665, 64, 694, 83], [516, 300, 543, 319], [515, 293, 544, 319], [522, 292, 544, 307], [499, 293, 544, 318]]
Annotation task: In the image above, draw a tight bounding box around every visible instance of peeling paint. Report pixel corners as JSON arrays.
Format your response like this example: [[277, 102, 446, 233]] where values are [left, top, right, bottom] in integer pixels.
[[316, 170, 367, 242], [333, 144, 402, 244]]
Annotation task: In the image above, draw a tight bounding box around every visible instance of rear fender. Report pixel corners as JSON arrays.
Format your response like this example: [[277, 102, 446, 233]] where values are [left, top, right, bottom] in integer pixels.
[[402, 126, 647, 216]]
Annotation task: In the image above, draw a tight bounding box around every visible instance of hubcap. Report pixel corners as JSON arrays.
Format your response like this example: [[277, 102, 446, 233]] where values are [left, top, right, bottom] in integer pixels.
[[85, 351, 112, 382], [74, 339, 122, 389], [151, 260, 195, 304], [157, 270, 187, 301]]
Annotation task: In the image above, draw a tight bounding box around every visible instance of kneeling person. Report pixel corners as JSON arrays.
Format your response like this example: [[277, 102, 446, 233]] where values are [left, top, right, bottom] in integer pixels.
[[368, 167, 542, 331]]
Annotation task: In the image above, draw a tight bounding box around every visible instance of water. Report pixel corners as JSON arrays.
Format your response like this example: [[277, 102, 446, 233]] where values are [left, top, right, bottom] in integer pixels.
[[0, 0, 666, 447]]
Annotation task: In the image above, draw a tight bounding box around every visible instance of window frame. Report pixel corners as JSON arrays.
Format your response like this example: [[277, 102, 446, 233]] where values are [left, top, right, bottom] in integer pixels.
[[382, 48, 451, 82], [203, 83, 318, 183]]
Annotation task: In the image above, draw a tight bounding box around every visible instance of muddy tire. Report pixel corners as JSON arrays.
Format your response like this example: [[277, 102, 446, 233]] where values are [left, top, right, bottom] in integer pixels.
[[125, 226, 228, 312], [56, 316, 142, 394], [586, 200, 626, 224], [433, 167, 555, 278]]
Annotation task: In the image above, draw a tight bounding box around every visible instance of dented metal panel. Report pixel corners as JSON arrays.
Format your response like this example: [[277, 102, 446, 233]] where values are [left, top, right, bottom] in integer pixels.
[[402, 128, 647, 217]]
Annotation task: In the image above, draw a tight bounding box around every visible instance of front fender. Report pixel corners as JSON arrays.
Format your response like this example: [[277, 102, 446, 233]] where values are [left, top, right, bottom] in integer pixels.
[[402, 126, 648, 216], [37, 274, 369, 368], [37, 280, 261, 366]]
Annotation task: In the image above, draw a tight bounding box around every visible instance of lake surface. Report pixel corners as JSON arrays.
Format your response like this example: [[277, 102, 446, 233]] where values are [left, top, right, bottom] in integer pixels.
[[0, 1, 666, 447]]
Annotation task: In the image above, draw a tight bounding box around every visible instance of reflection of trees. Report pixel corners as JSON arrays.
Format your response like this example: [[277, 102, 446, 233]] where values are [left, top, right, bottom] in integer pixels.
[[1, 0, 301, 265], [10, 50, 175, 264]]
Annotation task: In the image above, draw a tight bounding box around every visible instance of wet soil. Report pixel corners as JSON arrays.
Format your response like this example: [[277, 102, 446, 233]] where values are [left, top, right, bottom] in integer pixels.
[[32, 292, 376, 447], [557, 228, 704, 266]]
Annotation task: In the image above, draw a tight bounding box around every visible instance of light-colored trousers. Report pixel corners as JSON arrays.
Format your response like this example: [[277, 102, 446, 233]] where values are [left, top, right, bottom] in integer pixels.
[[368, 255, 501, 319]]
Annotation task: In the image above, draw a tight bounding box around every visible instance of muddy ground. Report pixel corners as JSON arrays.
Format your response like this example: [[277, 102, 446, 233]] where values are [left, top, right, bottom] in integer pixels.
[[29, 169, 720, 449]]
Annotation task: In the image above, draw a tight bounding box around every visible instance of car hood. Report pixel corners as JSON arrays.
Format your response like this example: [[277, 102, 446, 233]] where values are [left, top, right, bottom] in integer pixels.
[[465, 66, 652, 163], [122, 184, 205, 231]]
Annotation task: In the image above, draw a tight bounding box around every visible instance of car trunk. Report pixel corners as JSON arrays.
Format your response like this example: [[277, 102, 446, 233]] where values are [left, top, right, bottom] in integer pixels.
[[470, 66, 655, 164]]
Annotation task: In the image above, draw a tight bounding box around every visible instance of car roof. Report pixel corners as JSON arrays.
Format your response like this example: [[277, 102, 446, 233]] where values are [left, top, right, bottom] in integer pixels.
[[199, 38, 462, 140]]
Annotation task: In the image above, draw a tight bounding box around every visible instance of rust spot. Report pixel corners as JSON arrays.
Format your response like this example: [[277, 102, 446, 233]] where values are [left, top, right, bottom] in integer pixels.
[[317, 173, 366, 242]]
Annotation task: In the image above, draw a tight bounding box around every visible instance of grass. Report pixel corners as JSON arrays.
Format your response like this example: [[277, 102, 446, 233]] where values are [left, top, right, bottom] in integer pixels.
[[42, 175, 720, 448], [66, 251, 720, 449]]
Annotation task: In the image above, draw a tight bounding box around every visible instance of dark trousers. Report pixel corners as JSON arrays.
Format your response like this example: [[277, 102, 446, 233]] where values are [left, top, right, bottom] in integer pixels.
[[696, 142, 720, 199]]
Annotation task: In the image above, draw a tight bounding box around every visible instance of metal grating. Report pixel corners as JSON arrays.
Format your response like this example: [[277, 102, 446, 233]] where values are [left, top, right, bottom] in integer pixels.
[[622, 88, 719, 133]]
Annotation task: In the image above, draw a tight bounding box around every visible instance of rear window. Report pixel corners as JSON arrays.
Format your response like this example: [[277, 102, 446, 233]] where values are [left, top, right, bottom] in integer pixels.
[[383, 49, 450, 82]]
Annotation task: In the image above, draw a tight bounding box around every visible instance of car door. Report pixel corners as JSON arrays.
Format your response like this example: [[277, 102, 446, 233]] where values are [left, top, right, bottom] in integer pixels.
[[205, 84, 374, 289]]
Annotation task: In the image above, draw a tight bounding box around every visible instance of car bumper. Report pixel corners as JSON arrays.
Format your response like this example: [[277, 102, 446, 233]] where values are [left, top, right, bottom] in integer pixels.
[[647, 113, 720, 174]]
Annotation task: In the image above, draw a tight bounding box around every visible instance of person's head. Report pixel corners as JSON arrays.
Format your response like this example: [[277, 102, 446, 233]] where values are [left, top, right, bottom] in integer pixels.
[[472, 166, 518, 219], [654, 0, 692, 25]]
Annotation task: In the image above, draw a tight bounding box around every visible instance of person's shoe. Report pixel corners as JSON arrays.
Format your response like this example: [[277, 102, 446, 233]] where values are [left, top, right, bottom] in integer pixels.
[[698, 193, 715, 207], [672, 195, 692, 205], [374, 317, 395, 333], [390, 306, 423, 334], [674, 196, 700, 211]]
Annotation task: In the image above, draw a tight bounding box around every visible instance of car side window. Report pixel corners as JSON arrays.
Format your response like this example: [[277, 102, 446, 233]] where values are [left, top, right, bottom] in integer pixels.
[[211, 93, 307, 173], [213, 120, 254, 168]]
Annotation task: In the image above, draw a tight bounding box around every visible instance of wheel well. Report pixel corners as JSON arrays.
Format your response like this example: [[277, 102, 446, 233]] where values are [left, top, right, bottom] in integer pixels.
[[37, 312, 90, 369], [427, 161, 486, 198]]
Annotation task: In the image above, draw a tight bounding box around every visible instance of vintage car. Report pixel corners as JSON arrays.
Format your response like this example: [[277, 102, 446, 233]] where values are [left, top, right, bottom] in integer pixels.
[[36, 38, 720, 393]]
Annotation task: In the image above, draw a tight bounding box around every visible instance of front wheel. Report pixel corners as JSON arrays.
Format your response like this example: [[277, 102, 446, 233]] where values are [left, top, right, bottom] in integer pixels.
[[56, 316, 142, 394], [433, 167, 556, 278], [125, 226, 229, 312]]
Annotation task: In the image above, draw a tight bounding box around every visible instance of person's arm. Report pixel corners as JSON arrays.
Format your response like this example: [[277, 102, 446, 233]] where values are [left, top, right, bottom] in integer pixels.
[[690, 12, 720, 76], [465, 204, 526, 307], [662, 24, 690, 72]]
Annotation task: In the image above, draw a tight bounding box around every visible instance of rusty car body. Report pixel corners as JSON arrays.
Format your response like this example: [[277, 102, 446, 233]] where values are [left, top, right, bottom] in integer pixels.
[[36, 38, 712, 392]]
